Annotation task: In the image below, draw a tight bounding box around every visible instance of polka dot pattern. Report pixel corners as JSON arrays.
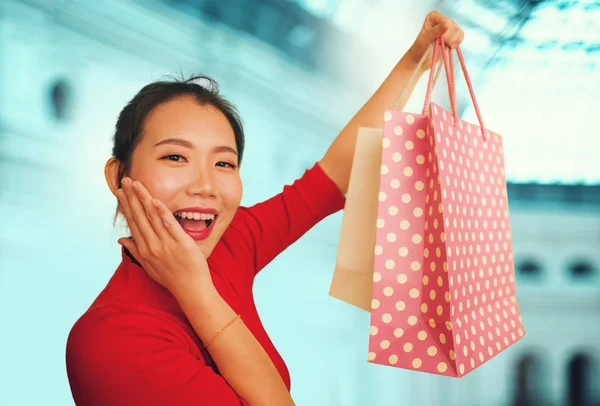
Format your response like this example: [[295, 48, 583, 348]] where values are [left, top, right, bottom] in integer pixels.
[[367, 105, 525, 377]]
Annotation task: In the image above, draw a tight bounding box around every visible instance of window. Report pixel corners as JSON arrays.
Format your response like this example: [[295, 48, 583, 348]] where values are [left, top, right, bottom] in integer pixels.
[[516, 257, 543, 279], [513, 353, 546, 406], [48, 78, 72, 122], [568, 259, 597, 279], [567, 353, 596, 406]]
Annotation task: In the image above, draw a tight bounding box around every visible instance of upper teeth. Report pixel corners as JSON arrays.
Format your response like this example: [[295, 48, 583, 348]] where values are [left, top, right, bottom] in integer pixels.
[[176, 212, 216, 221]]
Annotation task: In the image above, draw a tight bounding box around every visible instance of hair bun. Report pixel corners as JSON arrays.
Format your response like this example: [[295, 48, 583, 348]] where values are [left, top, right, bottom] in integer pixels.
[[187, 77, 219, 93]]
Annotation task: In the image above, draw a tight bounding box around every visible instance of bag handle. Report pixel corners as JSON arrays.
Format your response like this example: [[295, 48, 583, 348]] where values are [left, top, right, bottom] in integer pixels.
[[393, 37, 488, 141], [435, 38, 488, 141], [423, 38, 456, 118]]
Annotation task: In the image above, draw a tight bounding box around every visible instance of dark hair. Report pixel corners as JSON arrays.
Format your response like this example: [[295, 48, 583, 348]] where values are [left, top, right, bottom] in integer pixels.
[[111, 74, 244, 221]]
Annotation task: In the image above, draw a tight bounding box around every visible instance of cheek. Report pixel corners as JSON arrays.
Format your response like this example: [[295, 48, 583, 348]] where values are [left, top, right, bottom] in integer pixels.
[[130, 163, 185, 204], [219, 176, 243, 209]]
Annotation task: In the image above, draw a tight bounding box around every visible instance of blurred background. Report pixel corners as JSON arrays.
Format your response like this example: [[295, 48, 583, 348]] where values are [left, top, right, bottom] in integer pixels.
[[0, 0, 598, 405]]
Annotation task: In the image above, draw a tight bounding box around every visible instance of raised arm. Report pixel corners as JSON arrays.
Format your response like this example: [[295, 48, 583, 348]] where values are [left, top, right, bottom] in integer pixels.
[[318, 11, 464, 195]]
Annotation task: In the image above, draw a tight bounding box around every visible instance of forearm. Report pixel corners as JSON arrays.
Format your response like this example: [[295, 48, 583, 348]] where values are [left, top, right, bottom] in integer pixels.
[[176, 285, 293, 406], [319, 52, 425, 195]]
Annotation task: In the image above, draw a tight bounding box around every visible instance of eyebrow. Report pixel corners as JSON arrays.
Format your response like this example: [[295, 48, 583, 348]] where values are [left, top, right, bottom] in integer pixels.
[[154, 138, 193, 149], [154, 138, 238, 156]]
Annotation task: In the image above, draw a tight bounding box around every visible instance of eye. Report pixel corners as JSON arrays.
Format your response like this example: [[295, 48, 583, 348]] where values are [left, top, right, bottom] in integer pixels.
[[161, 154, 186, 163], [216, 161, 237, 169]]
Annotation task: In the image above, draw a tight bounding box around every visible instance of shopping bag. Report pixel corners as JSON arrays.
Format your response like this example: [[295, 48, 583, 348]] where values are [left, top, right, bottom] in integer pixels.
[[330, 44, 443, 312], [329, 127, 383, 312], [367, 38, 525, 377]]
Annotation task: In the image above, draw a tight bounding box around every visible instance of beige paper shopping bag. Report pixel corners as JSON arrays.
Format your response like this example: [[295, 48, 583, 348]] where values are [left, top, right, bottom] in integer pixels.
[[329, 127, 382, 312]]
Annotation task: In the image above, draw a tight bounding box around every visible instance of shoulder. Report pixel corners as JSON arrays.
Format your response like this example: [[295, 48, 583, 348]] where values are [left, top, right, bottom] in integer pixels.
[[220, 206, 256, 251], [66, 306, 194, 393], [66, 306, 245, 405], [67, 305, 187, 362], [227, 205, 253, 233]]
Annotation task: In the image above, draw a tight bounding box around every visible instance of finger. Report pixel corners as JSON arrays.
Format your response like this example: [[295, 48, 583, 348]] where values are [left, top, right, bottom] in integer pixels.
[[118, 237, 144, 265], [444, 29, 463, 49], [433, 21, 449, 38], [132, 180, 170, 241], [457, 30, 465, 46], [426, 10, 444, 25], [422, 21, 448, 46], [152, 198, 193, 244], [118, 237, 161, 284], [122, 177, 158, 252]]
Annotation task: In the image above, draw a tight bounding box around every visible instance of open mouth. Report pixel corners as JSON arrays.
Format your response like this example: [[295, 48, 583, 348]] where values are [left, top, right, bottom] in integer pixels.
[[173, 211, 217, 231]]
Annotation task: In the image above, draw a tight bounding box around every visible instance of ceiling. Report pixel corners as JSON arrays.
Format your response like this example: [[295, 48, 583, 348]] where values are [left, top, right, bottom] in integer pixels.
[[249, 0, 600, 184]]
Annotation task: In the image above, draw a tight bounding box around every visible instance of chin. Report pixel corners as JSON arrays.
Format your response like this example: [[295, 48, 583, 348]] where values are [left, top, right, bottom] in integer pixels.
[[196, 239, 216, 258]]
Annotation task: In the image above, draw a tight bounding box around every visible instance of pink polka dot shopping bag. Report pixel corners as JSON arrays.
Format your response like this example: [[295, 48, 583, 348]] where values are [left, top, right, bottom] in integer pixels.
[[371, 39, 524, 377]]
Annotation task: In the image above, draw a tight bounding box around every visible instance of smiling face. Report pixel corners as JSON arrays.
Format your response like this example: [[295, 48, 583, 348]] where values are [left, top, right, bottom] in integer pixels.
[[107, 95, 243, 258]]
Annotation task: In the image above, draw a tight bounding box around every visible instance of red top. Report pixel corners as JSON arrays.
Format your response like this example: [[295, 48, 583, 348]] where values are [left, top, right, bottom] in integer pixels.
[[66, 163, 345, 406]]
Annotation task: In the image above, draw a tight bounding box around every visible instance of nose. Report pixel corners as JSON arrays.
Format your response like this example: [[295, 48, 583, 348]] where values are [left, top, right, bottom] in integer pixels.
[[186, 169, 217, 198]]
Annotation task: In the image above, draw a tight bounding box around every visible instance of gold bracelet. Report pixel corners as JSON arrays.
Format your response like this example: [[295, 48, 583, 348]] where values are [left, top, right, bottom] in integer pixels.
[[204, 314, 241, 349]]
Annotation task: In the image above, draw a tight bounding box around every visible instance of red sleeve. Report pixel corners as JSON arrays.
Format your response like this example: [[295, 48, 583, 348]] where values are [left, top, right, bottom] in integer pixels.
[[66, 308, 248, 406], [234, 162, 345, 274]]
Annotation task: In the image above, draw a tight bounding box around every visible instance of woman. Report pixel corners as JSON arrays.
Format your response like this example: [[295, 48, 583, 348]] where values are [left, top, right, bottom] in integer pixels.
[[66, 11, 464, 406]]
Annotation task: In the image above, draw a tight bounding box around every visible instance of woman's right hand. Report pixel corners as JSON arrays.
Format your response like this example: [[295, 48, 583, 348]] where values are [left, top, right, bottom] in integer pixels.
[[116, 177, 213, 299]]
